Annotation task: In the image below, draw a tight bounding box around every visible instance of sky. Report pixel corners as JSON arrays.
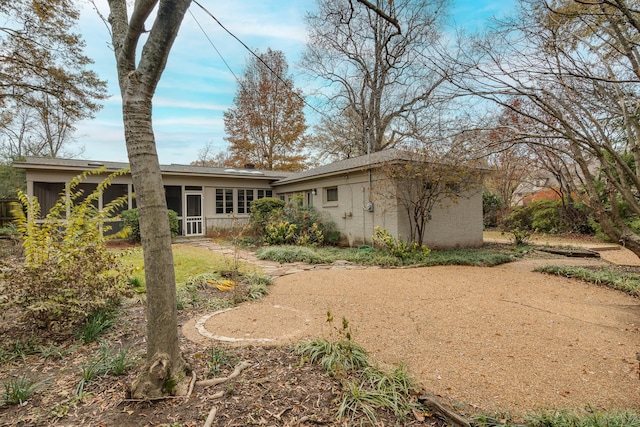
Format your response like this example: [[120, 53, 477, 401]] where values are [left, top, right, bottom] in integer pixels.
[[74, 0, 516, 165]]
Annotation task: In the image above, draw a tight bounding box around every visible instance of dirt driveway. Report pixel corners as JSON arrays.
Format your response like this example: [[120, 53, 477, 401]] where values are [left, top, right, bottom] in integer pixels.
[[184, 248, 640, 415]]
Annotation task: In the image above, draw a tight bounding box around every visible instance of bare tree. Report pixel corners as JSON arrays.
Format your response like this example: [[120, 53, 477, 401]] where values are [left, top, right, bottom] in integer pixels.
[[0, 1, 107, 160], [191, 141, 233, 167], [106, 0, 192, 398], [455, 0, 640, 256], [302, 0, 451, 156], [377, 148, 484, 246], [224, 49, 308, 171]]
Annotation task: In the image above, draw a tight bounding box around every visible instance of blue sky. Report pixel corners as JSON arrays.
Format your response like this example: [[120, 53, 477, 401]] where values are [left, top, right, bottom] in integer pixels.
[[75, 0, 515, 165]]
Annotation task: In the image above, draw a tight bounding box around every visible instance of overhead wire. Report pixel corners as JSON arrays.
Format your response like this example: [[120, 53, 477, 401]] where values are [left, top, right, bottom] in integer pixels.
[[188, 8, 241, 87], [190, 0, 327, 119]]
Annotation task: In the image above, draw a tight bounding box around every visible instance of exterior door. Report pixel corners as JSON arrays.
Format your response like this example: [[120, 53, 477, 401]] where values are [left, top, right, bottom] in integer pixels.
[[185, 193, 203, 236]]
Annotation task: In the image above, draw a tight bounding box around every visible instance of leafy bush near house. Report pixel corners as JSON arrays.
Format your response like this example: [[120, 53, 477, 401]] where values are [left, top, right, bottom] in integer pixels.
[[0, 169, 133, 332], [248, 197, 285, 231], [371, 226, 430, 262], [251, 194, 336, 246], [121, 208, 179, 242]]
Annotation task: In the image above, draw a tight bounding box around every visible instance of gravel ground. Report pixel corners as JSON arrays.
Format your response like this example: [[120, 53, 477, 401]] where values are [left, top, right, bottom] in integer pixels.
[[184, 246, 640, 416]]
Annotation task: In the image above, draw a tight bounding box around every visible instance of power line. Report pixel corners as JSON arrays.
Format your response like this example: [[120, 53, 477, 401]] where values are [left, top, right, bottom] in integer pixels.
[[191, 0, 327, 119], [188, 8, 241, 87]]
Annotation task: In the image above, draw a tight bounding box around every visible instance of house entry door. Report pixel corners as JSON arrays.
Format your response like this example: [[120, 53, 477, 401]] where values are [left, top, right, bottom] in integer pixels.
[[185, 193, 203, 236]]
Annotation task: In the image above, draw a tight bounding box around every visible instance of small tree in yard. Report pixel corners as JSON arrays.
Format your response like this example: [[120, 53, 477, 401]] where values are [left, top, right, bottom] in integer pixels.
[[0, 169, 132, 332], [377, 150, 483, 246]]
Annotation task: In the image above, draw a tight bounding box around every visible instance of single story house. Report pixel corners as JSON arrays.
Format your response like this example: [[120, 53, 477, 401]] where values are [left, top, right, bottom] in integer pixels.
[[13, 150, 483, 248]]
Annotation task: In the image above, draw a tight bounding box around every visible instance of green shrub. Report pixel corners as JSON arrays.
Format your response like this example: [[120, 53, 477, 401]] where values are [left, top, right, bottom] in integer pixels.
[[0, 169, 132, 332], [503, 200, 594, 235], [121, 208, 179, 242], [251, 194, 336, 246], [372, 226, 430, 262], [482, 191, 503, 228], [249, 197, 285, 231]]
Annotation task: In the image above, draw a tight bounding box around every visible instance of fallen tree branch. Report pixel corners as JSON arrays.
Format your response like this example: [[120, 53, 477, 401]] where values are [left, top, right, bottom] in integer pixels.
[[418, 392, 471, 427], [196, 361, 251, 387], [187, 371, 196, 398], [203, 406, 217, 427]]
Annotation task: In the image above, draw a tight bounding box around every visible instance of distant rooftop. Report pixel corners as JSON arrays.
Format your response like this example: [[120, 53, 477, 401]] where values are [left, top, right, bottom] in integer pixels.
[[14, 157, 292, 180]]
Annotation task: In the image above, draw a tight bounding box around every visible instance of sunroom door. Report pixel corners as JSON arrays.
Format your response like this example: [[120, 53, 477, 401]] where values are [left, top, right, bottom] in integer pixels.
[[185, 193, 203, 236]]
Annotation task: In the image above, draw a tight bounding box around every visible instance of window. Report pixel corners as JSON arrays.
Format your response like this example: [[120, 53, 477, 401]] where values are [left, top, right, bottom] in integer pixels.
[[237, 189, 254, 214], [257, 189, 273, 199], [103, 183, 129, 215], [34, 182, 65, 217], [325, 187, 338, 203], [165, 186, 182, 215], [216, 188, 233, 214]]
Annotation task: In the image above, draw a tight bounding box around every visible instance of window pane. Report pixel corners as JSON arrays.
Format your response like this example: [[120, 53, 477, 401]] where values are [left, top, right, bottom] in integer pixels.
[[34, 182, 65, 217], [165, 186, 182, 215], [326, 187, 338, 202]]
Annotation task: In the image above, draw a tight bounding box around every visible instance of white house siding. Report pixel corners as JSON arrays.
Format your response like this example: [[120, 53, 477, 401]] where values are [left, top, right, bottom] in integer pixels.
[[396, 189, 483, 249]]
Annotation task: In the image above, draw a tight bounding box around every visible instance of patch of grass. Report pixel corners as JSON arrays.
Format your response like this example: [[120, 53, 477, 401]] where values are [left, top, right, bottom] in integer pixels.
[[246, 273, 272, 300], [119, 244, 260, 290], [78, 307, 117, 344], [295, 314, 369, 376], [472, 408, 640, 427], [34, 344, 66, 360], [296, 336, 370, 376], [206, 346, 237, 376], [297, 315, 421, 424], [76, 343, 138, 398], [338, 365, 421, 424], [419, 247, 520, 267], [525, 409, 640, 426], [535, 265, 640, 296], [256, 246, 335, 264], [0, 338, 38, 364], [257, 244, 521, 267], [2, 374, 45, 406], [100, 343, 139, 376]]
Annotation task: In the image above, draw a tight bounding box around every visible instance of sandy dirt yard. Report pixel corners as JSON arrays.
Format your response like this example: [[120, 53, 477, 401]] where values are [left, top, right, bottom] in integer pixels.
[[184, 249, 640, 416]]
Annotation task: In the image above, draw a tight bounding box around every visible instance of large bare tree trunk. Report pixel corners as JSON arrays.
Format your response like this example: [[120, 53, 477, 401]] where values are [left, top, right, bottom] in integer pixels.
[[124, 96, 188, 398], [107, 0, 192, 399]]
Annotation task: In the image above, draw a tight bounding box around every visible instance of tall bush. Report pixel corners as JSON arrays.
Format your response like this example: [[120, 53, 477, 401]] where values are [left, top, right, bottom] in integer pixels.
[[0, 169, 132, 332], [251, 194, 336, 246], [248, 197, 285, 232], [121, 208, 179, 242]]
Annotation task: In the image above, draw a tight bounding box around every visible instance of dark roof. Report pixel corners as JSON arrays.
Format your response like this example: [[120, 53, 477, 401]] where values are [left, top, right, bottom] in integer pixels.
[[273, 149, 411, 185], [13, 156, 292, 180]]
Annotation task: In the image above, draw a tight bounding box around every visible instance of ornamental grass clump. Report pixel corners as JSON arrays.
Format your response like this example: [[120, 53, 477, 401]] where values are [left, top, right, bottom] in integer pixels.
[[0, 169, 132, 333]]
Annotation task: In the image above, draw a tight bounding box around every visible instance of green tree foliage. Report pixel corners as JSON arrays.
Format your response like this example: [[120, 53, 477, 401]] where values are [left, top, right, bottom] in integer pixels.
[[121, 208, 179, 242], [0, 169, 132, 332], [0, 0, 107, 160], [0, 163, 25, 199], [503, 200, 594, 235], [482, 191, 503, 228], [224, 49, 308, 171]]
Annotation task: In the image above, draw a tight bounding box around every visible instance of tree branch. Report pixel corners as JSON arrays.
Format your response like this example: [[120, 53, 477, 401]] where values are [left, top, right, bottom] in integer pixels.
[[354, 0, 401, 34]]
